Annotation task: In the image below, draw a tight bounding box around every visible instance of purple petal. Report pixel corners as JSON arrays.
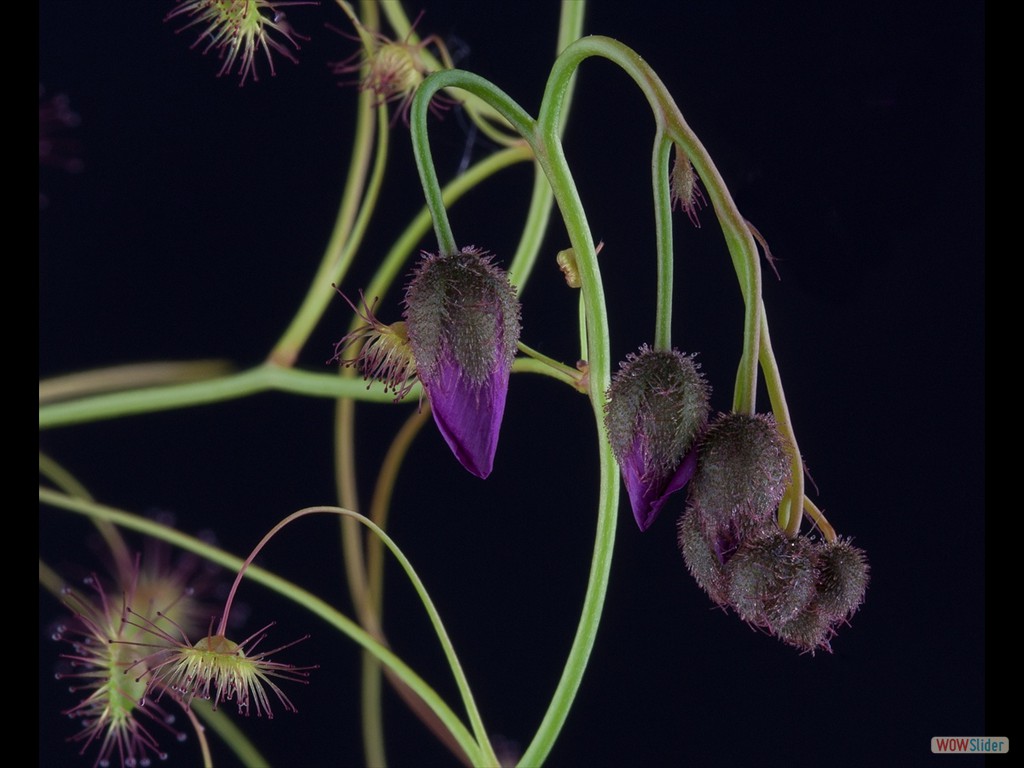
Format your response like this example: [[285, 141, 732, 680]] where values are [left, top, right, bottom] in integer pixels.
[[621, 442, 699, 531], [423, 357, 510, 479]]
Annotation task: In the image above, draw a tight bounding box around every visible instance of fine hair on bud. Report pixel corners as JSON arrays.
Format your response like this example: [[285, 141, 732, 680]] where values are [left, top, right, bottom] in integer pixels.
[[604, 345, 711, 531], [677, 505, 729, 606], [401, 247, 521, 479], [403, 247, 521, 385], [689, 411, 792, 530], [815, 537, 870, 621], [605, 346, 710, 480], [725, 529, 819, 629], [774, 601, 836, 654]]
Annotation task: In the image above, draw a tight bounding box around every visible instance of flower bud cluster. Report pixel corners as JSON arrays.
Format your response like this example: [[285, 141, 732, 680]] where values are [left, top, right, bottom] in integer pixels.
[[677, 412, 869, 653]]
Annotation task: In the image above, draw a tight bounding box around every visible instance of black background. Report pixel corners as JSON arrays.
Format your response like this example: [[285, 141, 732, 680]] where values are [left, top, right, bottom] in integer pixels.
[[40, 2, 988, 767]]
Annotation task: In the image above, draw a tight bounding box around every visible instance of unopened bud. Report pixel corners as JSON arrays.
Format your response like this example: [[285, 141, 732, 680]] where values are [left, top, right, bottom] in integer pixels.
[[677, 506, 729, 606], [605, 345, 711, 531], [815, 538, 870, 620], [403, 247, 521, 479], [689, 412, 791, 532], [725, 529, 819, 629], [774, 602, 835, 654]]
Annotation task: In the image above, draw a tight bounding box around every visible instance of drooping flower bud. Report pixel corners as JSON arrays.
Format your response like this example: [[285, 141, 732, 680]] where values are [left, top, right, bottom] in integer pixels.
[[774, 538, 869, 653], [689, 411, 792, 536], [774, 601, 836, 654], [725, 529, 820, 630], [814, 537, 870, 621], [403, 247, 521, 479], [604, 345, 711, 531], [677, 505, 730, 607]]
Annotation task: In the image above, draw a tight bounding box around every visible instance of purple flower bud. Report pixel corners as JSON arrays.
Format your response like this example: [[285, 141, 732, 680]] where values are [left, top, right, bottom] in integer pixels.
[[604, 345, 710, 531], [403, 247, 521, 479]]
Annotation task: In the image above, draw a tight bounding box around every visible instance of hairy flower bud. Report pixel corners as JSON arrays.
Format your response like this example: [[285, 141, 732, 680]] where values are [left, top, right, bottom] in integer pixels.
[[774, 602, 836, 654], [677, 505, 729, 606], [815, 538, 870, 621], [604, 345, 711, 531], [774, 538, 869, 653], [403, 247, 521, 479], [725, 529, 820, 629], [689, 411, 791, 534]]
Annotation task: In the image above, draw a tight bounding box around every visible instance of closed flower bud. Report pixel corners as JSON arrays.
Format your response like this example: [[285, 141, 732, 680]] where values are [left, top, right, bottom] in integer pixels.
[[725, 529, 819, 630], [604, 345, 710, 531], [815, 538, 870, 621], [774, 538, 869, 653], [689, 411, 791, 534], [774, 601, 836, 654], [677, 505, 729, 606], [403, 247, 521, 479]]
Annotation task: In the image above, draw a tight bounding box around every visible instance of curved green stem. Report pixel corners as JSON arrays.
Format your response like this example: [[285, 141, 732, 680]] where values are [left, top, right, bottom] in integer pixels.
[[38, 364, 422, 429], [190, 701, 267, 768], [411, 72, 539, 257], [506, 0, 586, 293], [515, 342, 587, 391], [39, 488, 488, 766], [38, 451, 133, 582], [756, 303, 805, 537], [552, 36, 763, 414], [270, 97, 390, 367]]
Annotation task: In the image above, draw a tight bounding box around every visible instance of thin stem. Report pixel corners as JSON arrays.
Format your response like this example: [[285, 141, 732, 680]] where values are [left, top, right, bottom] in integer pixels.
[[40, 488, 487, 765], [269, 18, 387, 366], [38, 452, 133, 584], [180, 704, 214, 768], [757, 303, 806, 537], [411, 72, 539, 257], [363, 404, 475, 766], [39, 364, 419, 429], [802, 497, 837, 544], [515, 342, 587, 391], [652, 131, 674, 351], [38, 360, 233, 404], [411, 59, 620, 768], [551, 36, 763, 414]]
